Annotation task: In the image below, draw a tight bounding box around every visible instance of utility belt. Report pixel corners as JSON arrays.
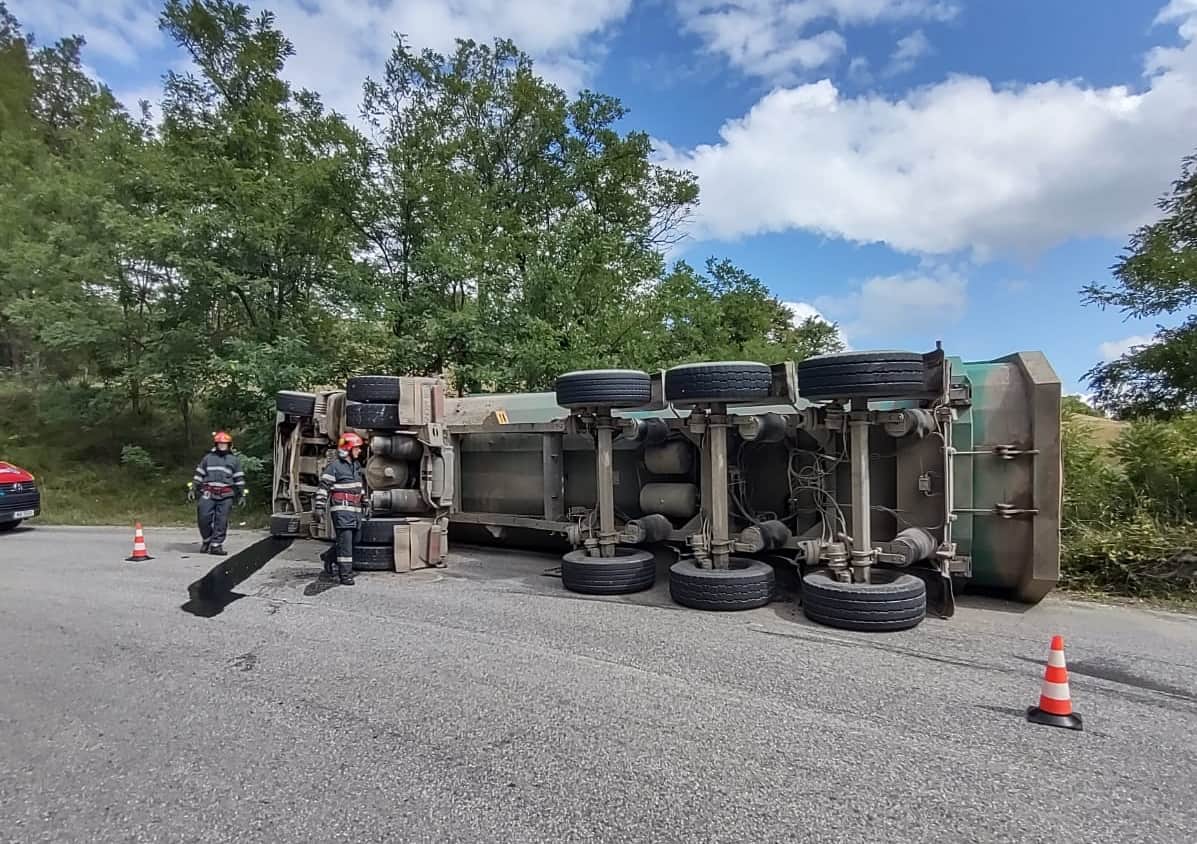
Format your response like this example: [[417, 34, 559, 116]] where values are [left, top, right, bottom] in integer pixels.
[[330, 491, 363, 506], [203, 483, 234, 496]]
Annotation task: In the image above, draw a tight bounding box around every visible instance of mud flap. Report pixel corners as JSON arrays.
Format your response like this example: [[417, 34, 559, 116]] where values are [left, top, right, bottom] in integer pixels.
[[924, 570, 956, 619]]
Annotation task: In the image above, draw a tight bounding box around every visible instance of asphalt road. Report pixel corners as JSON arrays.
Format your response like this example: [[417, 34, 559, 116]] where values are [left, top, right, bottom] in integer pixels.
[[2, 525, 1195, 843]]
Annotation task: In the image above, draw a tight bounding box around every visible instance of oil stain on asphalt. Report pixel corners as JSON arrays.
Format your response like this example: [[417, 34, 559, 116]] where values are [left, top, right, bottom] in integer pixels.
[[181, 536, 294, 618]]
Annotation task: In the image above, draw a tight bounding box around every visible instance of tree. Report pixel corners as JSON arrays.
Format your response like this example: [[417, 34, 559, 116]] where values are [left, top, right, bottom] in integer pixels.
[[155, 0, 373, 438], [1082, 152, 1197, 418], [640, 259, 843, 370], [0, 7, 149, 393], [360, 37, 702, 391]]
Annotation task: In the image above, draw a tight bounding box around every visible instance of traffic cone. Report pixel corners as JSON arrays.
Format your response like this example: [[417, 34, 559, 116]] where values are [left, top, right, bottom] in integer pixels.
[[125, 522, 154, 562], [1026, 635, 1083, 731]]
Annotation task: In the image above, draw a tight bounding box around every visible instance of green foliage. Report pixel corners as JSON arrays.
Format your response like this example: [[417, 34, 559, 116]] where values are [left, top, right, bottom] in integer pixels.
[[1061, 394, 1101, 417], [1061, 411, 1197, 598], [1082, 152, 1197, 418], [0, 2, 841, 522], [120, 445, 159, 477]]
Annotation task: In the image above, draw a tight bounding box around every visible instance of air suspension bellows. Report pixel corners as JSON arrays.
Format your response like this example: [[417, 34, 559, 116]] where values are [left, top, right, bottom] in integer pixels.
[[624, 513, 673, 544], [639, 483, 698, 519], [370, 434, 423, 460], [738, 519, 792, 552], [890, 527, 937, 566], [737, 413, 787, 443], [371, 489, 427, 514]]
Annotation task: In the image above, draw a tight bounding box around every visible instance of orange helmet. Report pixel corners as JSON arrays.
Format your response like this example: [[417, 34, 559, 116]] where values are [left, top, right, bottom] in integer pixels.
[[338, 432, 364, 451], [213, 431, 233, 444]]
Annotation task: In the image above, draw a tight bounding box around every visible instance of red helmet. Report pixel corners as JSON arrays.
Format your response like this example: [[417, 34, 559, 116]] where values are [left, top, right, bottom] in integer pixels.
[[338, 432, 364, 451], [213, 431, 233, 444]]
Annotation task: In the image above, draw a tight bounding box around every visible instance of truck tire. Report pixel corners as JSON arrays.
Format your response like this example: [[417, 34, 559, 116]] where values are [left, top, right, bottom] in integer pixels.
[[353, 544, 394, 571], [561, 547, 656, 595], [346, 400, 400, 430], [347, 375, 402, 403], [801, 568, 926, 631], [269, 513, 301, 538], [357, 517, 409, 546], [664, 362, 771, 405], [669, 557, 775, 610], [555, 370, 652, 410], [797, 351, 926, 400], [276, 391, 316, 416]]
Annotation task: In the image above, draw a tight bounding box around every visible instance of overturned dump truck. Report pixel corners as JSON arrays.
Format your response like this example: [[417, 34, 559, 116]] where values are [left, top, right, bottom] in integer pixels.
[[271, 346, 1062, 632]]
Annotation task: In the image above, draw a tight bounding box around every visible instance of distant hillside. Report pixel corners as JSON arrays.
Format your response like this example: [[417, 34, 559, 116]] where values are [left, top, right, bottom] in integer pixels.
[[1068, 413, 1127, 448]]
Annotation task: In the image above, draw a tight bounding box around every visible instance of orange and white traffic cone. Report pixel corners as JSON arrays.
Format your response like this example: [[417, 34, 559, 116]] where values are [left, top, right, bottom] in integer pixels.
[[1026, 634, 1083, 731], [125, 522, 154, 562]]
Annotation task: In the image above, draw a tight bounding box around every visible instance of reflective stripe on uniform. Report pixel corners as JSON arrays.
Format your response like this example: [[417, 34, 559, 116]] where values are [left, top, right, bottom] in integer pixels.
[[320, 473, 336, 483], [336, 556, 353, 563], [205, 465, 233, 475], [330, 505, 360, 512], [333, 481, 362, 489]]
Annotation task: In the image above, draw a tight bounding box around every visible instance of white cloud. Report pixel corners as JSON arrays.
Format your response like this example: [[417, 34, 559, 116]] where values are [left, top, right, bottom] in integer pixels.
[[267, 0, 632, 119], [885, 29, 931, 76], [11, 0, 632, 122], [1157, 0, 1197, 25], [1098, 334, 1157, 362], [9, 0, 163, 64], [813, 272, 966, 339], [657, 5, 1197, 259], [675, 0, 957, 81], [848, 55, 872, 83], [784, 300, 851, 346]]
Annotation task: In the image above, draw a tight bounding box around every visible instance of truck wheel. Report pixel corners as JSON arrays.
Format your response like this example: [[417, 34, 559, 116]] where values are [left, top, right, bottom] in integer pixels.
[[357, 517, 409, 545], [269, 513, 301, 538], [276, 391, 316, 416], [669, 557, 775, 610], [561, 547, 656, 595], [353, 544, 394, 571], [801, 568, 926, 631], [555, 370, 652, 410], [797, 351, 926, 400], [347, 375, 403, 403], [664, 362, 771, 405], [346, 400, 400, 430]]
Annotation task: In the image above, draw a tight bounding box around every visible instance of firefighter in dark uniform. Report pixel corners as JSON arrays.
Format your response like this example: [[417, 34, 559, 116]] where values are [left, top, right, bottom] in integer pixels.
[[188, 431, 246, 555], [314, 432, 366, 585]]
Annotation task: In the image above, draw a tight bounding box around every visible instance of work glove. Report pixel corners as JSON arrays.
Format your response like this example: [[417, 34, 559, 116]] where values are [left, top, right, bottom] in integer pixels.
[[186, 483, 196, 503], [237, 491, 248, 509]]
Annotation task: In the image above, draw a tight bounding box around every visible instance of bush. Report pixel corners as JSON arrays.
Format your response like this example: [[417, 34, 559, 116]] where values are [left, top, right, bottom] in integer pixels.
[[1061, 409, 1197, 599], [120, 445, 159, 477]]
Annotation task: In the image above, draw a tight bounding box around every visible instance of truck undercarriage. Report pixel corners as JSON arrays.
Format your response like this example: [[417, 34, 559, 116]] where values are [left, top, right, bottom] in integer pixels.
[[271, 345, 1062, 631]]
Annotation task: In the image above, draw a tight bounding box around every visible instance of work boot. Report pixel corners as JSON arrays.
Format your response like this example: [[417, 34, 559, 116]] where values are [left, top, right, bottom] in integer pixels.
[[318, 570, 334, 582], [209, 545, 227, 556], [201, 541, 210, 553], [339, 577, 355, 586]]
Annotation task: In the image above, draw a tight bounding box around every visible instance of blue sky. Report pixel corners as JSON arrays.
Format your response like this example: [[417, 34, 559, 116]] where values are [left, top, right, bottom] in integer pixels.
[[12, 0, 1197, 395]]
